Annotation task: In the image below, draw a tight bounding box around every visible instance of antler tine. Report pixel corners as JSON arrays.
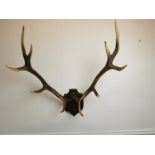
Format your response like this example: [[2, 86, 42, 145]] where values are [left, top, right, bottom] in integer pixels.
[[104, 21, 119, 59], [21, 26, 27, 60], [6, 26, 32, 71], [7, 26, 65, 105], [113, 20, 119, 58], [105, 21, 127, 71], [78, 21, 127, 116]]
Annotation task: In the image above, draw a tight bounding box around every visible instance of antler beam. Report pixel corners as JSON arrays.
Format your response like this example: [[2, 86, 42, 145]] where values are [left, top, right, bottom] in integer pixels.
[[78, 21, 127, 116]]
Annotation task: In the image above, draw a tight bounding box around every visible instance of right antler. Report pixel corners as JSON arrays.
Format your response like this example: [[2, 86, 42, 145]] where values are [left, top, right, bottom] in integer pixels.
[[78, 21, 127, 116], [6, 26, 65, 106]]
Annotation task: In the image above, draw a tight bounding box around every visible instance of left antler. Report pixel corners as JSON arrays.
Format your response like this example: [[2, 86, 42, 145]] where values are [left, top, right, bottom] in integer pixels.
[[78, 21, 127, 116], [6, 26, 65, 104]]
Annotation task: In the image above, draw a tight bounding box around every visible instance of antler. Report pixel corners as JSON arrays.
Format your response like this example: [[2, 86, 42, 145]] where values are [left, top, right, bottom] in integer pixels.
[[6, 26, 65, 106], [78, 21, 127, 116]]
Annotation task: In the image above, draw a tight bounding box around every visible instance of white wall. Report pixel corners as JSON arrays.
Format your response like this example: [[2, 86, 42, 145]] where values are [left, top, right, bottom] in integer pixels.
[[0, 19, 155, 134]]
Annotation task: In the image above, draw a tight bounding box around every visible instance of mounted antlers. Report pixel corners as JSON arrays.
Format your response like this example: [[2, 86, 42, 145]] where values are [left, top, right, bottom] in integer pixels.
[[7, 21, 126, 116]]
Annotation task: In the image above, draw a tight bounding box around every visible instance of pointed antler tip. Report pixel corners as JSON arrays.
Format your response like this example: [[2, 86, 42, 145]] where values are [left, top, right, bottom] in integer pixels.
[[113, 64, 127, 71], [30, 44, 33, 51], [31, 91, 36, 94], [6, 65, 14, 70], [6, 65, 15, 71], [32, 87, 45, 94], [6, 65, 22, 71], [122, 64, 127, 69], [114, 20, 118, 30], [124, 64, 127, 69], [115, 19, 118, 25], [22, 26, 25, 34], [5, 64, 9, 68]]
